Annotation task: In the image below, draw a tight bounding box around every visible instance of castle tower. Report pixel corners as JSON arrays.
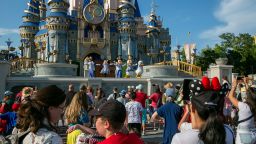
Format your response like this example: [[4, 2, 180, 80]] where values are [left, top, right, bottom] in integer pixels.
[[145, 0, 160, 63], [46, 0, 70, 63], [117, 0, 138, 60], [39, 0, 47, 20], [19, 0, 40, 59]]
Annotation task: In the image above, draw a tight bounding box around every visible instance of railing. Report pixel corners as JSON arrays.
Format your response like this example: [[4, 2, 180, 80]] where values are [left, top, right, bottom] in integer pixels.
[[177, 61, 202, 77], [155, 60, 202, 77], [10, 58, 45, 73]]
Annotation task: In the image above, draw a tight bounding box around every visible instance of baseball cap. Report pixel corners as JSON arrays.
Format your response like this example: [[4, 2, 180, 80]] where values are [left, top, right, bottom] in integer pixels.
[[165, 88, 175, 98], [119, 90, 126, 96], [4, 91, 13, 96], [89, 100, 126, 123]]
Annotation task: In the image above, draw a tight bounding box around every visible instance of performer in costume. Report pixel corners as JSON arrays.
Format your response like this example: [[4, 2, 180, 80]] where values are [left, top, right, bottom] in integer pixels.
[[100, 60, 110, 77], [83, 57, 90, 77], [125, 58, 135, 78], [135, 60, 143, 78], [115, 57, 123, 78], [88, 57, 95, 78]]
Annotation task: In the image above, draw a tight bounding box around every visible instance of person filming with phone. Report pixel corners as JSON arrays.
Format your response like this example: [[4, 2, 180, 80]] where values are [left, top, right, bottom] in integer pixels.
[[228, 76, 256, 144]]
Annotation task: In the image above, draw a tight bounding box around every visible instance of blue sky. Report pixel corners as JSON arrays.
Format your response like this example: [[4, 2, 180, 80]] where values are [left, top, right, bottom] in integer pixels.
[[0, 0, 256, 54]]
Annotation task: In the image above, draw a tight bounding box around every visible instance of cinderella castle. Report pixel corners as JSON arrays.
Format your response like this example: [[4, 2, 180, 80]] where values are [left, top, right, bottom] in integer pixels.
[[19, 0, 171, 66]]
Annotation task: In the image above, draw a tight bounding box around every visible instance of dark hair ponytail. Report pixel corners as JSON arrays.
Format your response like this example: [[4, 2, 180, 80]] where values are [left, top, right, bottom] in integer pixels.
[[197, 106, 226, 144], [16, 85, 66, 133]]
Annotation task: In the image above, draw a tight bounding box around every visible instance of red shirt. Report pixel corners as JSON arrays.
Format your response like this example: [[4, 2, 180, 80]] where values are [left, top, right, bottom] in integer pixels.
[[98, 133, 144, 144], [135, 92, 147, 108], [149, 92, 162, 108]]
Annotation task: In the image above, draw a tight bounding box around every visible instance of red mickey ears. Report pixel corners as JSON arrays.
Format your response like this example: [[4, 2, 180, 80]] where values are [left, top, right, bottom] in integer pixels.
[[202, 76, 211, 90], [201, 76, 221, 91], [211, 77, 221, 91]]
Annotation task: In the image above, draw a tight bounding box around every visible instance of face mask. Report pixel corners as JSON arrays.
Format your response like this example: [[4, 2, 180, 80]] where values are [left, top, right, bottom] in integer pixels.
[[241, 92, 247, 99]]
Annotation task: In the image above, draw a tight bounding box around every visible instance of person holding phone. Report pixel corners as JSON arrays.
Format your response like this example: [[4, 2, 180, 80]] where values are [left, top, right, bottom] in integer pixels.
[[228, 77, 256, 144]]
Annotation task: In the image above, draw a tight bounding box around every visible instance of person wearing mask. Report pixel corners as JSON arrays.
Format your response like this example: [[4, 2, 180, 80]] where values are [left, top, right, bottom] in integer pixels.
[[228, 77, 256, 144]]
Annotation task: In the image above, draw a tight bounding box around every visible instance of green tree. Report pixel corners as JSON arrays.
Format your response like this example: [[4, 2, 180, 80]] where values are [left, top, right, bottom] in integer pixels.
[[196, 33, 256, 75], [218, 33, 256, 75], [180, 48, 186, 62], [196, 45, 218, 71]]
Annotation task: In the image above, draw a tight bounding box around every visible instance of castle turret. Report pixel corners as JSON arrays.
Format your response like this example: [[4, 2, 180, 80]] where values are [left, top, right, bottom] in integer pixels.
[[117, 0, 137, 60], [19, 0, 40, 59], [145, 0, 160, 63], [39, 0, 47, 20], [46, 0, 70, 63]]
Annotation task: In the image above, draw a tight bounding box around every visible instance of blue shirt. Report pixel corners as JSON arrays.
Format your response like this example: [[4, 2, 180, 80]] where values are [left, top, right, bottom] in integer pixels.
[[157, 102, 183, 144], [0, 112, 17, 133], [69, 109, 89, 126]]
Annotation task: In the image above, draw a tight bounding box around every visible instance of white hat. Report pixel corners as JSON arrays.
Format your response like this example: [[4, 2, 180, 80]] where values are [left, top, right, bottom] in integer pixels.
[[136, 84, 143, 90], [4, 91, 13, 96]]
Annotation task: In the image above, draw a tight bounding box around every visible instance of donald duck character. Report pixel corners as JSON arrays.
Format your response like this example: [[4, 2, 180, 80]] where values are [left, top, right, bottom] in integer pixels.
[[135, 60, 143, 78]]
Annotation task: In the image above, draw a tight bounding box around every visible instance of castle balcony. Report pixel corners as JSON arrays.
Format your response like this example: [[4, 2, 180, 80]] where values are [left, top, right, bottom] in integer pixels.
[[83, 38, 106, 49]]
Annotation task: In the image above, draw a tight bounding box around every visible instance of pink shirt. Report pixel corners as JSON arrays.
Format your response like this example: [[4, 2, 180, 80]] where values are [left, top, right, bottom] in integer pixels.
[[149, 92, 161, 108]]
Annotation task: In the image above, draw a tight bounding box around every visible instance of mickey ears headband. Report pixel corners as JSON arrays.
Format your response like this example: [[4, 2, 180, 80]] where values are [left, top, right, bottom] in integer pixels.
[[189, 77, 222, 96]]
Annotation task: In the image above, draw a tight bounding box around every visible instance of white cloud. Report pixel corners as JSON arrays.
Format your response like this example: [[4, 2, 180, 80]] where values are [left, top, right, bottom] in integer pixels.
[[0, 28, 19, 36], [0, 45, 7, 50], [200, 0, 256, 41]]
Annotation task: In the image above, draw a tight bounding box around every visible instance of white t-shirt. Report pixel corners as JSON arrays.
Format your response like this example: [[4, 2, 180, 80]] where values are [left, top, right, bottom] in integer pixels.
[[180, 122, 192, 132], [23, 128, 63, 144], [238, 102, 255, 128], [125, 101, 143, 123], [172, 123, 234, 144]]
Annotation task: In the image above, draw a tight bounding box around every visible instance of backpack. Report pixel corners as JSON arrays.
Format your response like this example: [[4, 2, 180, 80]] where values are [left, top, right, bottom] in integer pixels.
[[0, 128, 30, 144]]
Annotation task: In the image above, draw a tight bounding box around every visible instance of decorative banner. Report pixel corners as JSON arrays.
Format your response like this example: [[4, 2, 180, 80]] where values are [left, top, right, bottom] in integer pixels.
[[184, 43, 196, 64], [184, 43, 191, 63]]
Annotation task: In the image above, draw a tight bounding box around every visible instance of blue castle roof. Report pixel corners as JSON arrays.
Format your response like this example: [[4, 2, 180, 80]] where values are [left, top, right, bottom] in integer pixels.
[[20, 22, 39, 27], [134, 0, 141, 17], [39, 21, 46, 27], [35, 29, 48, 36], [148, 20, 158, 27]]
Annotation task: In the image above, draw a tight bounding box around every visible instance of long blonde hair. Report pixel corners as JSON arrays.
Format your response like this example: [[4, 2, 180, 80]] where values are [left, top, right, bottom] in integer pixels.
[[65, 92, 88, 124]]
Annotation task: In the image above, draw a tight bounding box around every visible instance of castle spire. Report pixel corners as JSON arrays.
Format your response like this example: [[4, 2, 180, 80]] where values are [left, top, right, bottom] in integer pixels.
[[151, 0, 158, 15], [19, 0, 40, 59], [46, 0, 70, 63]]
